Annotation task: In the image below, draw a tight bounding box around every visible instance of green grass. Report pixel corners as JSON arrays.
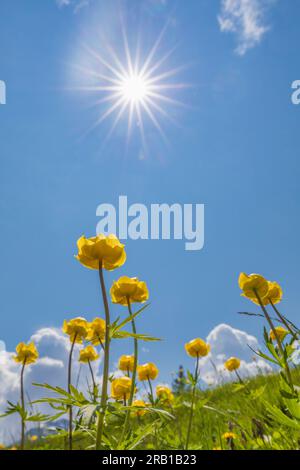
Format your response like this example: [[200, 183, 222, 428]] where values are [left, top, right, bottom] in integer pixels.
[[16, 368, 300, 451]]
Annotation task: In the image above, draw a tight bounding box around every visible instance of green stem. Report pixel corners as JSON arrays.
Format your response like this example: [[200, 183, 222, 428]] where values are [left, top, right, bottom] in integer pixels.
[[269, 299, 298, 341], [120, 298, 138, 444], [67, 335, 76, 451], [254, 289, 294, 390], [147, 377, 154, 404], [20, 359, 26, 450], [185, 354, 199, 450], [95, 262, 111, 450], [88, 360, 96, 400]]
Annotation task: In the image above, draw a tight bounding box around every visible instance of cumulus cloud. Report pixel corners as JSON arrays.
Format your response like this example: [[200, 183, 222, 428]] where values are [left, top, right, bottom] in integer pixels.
[[218, 0, 275, 55], [0, 328, 102, 445], [198, 323, 272, 386]]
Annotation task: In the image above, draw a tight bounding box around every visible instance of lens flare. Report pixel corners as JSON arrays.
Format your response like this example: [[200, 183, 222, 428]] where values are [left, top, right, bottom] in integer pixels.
[[72, 23, 189, 146]]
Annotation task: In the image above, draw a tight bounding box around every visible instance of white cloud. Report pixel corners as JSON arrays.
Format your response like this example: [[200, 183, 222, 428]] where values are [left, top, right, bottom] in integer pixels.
[[198, 323, 272, 385], [56, 0, 91, 12], [0, 328, 102, 445], [218, 0, 275, 55]]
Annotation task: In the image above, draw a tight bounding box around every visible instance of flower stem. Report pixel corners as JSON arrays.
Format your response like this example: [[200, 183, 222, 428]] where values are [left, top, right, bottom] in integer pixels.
[[88, 360, 96, 400], [185, 354, 199, 450], [95, 262, 111, 450], [147, 377, 154, 404], [20, 359, 26, 450], [269, 299, 298, 341], [121, 298, 138, 442], [254, 289, 294, 390], [67, 335, 76, 451]]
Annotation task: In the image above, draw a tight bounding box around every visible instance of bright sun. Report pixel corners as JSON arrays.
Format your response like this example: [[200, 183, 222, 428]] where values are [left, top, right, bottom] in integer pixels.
[[120, 74, 149, 103], [75, 24, 188, 144]]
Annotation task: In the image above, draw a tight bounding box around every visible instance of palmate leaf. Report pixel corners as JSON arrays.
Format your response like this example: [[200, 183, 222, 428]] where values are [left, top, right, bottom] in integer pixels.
[[0, 401, 26, 419]]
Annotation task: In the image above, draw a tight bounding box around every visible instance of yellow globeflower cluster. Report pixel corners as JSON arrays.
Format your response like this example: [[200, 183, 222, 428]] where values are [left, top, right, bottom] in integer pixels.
[[156, 385, 174, 404], [224, 357, 241, 372], [239, 273, 283, 305], [110, 276, 149, 306], [62, 317, 89, 344], [14, 342, 39, 365], [111, 377, 132, 400], [79, 345, 99, 363], [87, 318, 106, 346], [185, 338, 210, 358], [132, 400, 147, 417], [118, 355, 135, 373], [137, 362, 159, 381], [76, 234, 126, 271]]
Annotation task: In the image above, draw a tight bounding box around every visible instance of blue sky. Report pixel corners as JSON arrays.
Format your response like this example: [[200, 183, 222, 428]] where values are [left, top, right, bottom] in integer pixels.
[[0, 0, 300, 384]]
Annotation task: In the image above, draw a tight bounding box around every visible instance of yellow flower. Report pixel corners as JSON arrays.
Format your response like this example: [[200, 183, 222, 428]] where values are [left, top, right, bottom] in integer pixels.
[[156, 385, 174, 404], [213, 446, 222, 451], [10, 446, 17, 450], [132, 399, 147, 417], [222, 432, 237, 440], [238, 273, 269, 302], [86, 318, 106, 345], [224, 357, 241, 372], [118, 355, 135, 373], [110, 276, 149, 306], [185, 338, 210, 358], [265, 281, 283, 305], [79, 345, 99, 363], [270, 326, 288, 342], [76, 234, 126, 271], [137, 363, 159, 381], [13, 342, 38, 365], [29, 435, 38, 442], [0, 444, 5, 450], [111, 377, 132, 400], [62, 317, 88, 343]]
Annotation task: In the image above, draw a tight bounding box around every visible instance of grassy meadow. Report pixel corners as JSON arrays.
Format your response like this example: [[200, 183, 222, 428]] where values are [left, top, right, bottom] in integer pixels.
[[1, 235, 300, 451]]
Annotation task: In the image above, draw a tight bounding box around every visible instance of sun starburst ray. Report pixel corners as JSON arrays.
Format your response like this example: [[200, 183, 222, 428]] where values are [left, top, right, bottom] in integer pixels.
[[73, 23, 189, 147]]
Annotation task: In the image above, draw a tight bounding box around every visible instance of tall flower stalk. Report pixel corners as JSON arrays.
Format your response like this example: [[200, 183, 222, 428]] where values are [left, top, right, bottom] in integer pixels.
[[20, 360, 26, 450], [95, 262, 111, 450], [185, 338, 210, 450], [254, 289, 294, 390], [13, 342, 39, 450], [185, 354, 199, 450], [67, 336, 76, 450]]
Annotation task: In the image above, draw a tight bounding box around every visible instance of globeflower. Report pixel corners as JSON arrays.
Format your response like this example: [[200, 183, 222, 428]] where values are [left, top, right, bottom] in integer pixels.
[[156, 385, 174, 404], [110, 276, 149, 306], [76, 234, 126, 271], [111, 377, 132, 401], [62, 317, 88, 344], [238, 273, 269, 303], [137, 363, 159, 381], [185, 338, 210, 358], [13, 342, 38, 365], [270, 326, 288, 342], [86, 318, 106, 346], [222, 432, 237, 440], [224, 357, 241, 372], [132, 400, 147, 417], [79, 345, 99, 363], [266, 281, 283, 305], [13, 341, 38, 450], [118, 355, 135, 374], [62, 317, 88, 450]]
